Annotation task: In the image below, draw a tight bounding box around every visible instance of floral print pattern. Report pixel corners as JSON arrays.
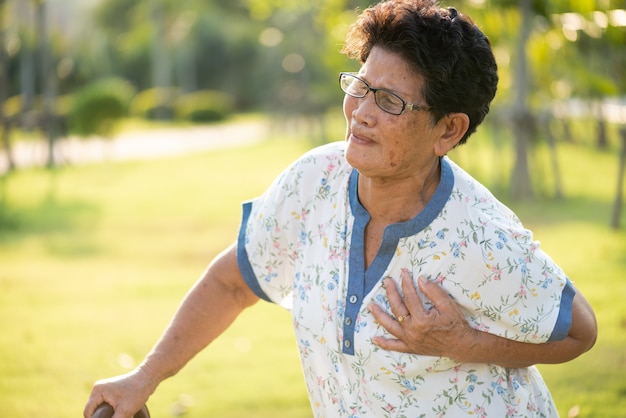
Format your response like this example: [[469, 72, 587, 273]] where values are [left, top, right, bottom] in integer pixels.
[[237, 142, 572, 417]]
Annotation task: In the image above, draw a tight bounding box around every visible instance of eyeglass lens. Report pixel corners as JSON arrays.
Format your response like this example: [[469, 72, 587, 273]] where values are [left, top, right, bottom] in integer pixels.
[[340, 74, 405, 115]]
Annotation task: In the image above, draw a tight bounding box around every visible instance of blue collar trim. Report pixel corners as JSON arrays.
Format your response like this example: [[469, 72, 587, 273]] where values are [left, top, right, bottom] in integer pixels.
[[341, 158, 454, 355]]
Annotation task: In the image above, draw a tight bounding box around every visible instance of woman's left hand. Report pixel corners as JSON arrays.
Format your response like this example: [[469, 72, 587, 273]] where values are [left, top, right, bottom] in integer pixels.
[[368, 268, 477, 359]]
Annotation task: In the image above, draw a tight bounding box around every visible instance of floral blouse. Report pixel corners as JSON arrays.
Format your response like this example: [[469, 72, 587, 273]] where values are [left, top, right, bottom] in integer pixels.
[[237, 142, 573, 417]]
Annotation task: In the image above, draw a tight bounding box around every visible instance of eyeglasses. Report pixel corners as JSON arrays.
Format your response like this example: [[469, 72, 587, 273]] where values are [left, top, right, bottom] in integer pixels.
[[339, 72, 433, 116]]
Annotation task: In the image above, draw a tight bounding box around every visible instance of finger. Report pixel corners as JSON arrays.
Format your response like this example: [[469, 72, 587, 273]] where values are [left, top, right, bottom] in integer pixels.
[[84, 391, 106, 418], [111, 408, 131, 418], [84, 402, 95, 418], [383, 277, 408, 319], [84, 403, 96, 418], [368, 302, 408, 340], [371, 335, 411, 353], [400, 270, 427, 317], [417, 276, 456, 312], [110, 404, 139, 418]]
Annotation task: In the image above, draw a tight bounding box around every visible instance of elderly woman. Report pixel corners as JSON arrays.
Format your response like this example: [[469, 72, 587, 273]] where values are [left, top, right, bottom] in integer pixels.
[[84, 1, 597, 417]]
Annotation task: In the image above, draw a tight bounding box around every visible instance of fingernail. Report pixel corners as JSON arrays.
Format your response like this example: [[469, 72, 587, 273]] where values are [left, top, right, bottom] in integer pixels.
[[382, 276, 394, 288]]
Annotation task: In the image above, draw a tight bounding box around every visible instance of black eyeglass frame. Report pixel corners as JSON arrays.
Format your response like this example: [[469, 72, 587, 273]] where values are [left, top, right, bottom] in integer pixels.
[[339, 72, 434, 116]]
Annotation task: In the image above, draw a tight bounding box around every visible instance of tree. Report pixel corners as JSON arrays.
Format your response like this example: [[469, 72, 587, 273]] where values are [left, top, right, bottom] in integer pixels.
[[466, 0, 626, 199], [149, 0, 172, 119], [612, 127, 626, 229], [509, 0, 535, 200], [0, 0, 14, 173]]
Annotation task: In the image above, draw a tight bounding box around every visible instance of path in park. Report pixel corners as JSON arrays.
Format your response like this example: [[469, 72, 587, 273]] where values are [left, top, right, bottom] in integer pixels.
[[0, 119, 269, 174]]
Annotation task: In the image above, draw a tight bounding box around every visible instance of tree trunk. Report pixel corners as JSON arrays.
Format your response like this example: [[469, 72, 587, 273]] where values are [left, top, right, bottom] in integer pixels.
[[35, 0, 58, 169], [611, 127, 626, 230], [509, 0, 534, 200], [561, 118, 574, 143], [173, 9, 197, 94], [0, 0, 15, 173], [18, 0, 36, 115], [596, 117, 608, 149], [150, 1, 172, 120], [543, 114, 563, 199]]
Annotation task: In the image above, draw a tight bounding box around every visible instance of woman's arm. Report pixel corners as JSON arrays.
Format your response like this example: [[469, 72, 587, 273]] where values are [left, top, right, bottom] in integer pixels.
[[369, 270, 597, 368], [84, 243, 259, 418]]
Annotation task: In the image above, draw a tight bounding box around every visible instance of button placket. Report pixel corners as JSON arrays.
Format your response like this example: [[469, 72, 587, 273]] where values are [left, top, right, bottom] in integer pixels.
[[342, 293, 361, 355]]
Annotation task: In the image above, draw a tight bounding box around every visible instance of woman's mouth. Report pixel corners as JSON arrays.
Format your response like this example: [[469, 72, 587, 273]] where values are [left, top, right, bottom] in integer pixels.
[[349, 131, 375, 145]]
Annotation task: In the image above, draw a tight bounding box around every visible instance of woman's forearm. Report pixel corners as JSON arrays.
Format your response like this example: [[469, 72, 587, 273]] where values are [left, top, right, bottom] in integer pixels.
[[371, 275, 597, 368], [138, 244, 258, 384], [84, 245, 258, 418]]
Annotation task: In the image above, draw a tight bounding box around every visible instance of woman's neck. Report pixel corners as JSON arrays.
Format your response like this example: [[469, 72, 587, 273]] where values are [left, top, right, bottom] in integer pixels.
[[357, 158, 442, 224]]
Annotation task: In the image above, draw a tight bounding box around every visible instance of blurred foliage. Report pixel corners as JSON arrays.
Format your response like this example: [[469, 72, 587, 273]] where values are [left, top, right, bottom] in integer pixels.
[[2, 96, 23, 119], [449, 0, 626, 104], [2, 0, 625, 136], [67, 78, 135, 137], [175, 90, 235, 123], [130, 87, 179, 120]]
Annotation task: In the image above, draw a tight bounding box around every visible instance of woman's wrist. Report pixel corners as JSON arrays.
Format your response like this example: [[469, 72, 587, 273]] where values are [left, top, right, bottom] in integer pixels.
[[136, 360, 165, 396], [448, 327, 481, 363]]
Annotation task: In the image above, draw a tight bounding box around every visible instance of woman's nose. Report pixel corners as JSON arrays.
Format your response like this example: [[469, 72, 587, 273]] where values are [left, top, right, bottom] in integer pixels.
[[350, 92, 377, 124]]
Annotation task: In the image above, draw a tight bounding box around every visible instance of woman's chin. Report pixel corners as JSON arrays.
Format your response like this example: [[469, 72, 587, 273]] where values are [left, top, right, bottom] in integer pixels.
[[345, 145, 370, 172]]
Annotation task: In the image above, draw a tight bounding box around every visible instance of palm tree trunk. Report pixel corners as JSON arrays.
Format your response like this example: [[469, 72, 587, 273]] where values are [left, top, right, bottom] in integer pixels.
[[150, 1, 172, 120], [611, 127, 626, 229], [0, 0, 15, 173], [35, 0, 58, 168], [509, 0, 534, 200]]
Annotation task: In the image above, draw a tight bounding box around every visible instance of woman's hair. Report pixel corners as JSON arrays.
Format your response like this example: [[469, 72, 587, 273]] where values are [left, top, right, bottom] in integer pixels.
[[342, 0, 498, 145]]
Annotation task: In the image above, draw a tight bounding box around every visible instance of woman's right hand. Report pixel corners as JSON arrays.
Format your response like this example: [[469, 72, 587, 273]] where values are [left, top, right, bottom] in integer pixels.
[[83, 367, 156, 418]]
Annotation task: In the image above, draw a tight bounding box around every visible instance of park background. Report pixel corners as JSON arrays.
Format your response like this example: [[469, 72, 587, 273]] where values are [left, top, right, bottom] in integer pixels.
[[0, 0, 625, 417]]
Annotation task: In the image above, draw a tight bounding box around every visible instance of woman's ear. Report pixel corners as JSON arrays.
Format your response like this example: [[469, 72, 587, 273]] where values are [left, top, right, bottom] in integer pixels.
[[434, 112, 469, 156]]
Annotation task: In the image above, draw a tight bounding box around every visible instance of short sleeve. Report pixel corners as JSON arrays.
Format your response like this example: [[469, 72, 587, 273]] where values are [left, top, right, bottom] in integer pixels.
[[454, 209, 575, 343], [236, 142, 350, 310], [435, 160, 575, 343], [236, 161, 303, 309], [492, 217, 574, 341]]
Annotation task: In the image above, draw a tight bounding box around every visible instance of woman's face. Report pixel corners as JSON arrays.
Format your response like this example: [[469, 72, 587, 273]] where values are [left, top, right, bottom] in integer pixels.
[[343, 46, 445, 181]]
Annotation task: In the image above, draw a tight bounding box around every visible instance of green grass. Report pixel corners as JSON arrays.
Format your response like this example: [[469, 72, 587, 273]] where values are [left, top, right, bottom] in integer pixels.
[[0, 121, 624, 417], [0, 137, 313, 417]]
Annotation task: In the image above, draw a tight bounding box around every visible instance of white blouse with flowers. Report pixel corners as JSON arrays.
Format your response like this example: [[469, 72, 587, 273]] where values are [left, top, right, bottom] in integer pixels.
[[237, 141, 573, 417]]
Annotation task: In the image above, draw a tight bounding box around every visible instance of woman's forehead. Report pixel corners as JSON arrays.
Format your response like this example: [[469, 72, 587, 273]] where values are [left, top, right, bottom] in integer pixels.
[[359, 47, 425, 94]]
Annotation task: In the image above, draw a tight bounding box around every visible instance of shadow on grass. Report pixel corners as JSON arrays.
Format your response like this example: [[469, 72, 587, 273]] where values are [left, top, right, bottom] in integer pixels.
[[0, 178, 101, 257], [502, 194, 620, 228]]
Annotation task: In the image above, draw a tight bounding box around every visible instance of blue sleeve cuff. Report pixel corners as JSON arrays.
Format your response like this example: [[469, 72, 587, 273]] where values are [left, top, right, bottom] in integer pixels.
[[548, 278, 576, 341], [236, 201, 272, 303]]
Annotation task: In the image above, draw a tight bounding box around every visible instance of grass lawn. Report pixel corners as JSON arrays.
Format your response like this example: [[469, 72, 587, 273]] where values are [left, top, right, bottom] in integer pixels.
[[0, 120, 624, 417]]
